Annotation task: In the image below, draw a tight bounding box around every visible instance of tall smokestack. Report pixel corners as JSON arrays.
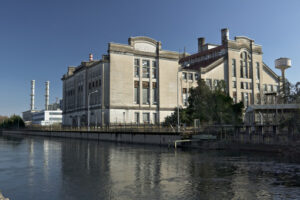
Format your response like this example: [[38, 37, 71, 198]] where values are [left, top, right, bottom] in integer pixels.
[[30, 80, 35, 111], [45, 81, 50, 110]]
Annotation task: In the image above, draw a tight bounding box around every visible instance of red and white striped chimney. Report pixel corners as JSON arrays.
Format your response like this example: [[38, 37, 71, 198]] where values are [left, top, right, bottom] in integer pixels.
[[89, 53, 93, 61]]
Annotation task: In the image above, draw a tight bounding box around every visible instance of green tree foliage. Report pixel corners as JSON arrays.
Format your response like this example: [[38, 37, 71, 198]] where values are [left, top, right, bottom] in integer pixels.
[[0, 115, 25, 129], [164, 80, 243, 126]]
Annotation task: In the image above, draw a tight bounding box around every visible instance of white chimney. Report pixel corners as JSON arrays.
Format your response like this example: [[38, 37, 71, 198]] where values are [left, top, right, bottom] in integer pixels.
[[45, 81, 50, 110], [30, 80, 35, 111]]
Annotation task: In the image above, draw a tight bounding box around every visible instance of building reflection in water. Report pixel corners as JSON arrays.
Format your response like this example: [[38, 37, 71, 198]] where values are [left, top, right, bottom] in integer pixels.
[[57, 140, 299, 200]]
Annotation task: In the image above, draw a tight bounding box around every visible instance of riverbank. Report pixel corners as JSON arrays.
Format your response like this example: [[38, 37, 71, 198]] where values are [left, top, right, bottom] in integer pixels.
[[2, 129, 300, 156]]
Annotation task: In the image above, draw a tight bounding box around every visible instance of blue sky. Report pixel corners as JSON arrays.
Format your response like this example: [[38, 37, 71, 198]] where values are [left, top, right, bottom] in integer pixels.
[[0, 0, 300, 116]]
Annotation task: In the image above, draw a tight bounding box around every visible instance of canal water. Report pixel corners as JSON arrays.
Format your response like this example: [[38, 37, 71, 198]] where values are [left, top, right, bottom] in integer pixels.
[[0, 134, 300, 200]]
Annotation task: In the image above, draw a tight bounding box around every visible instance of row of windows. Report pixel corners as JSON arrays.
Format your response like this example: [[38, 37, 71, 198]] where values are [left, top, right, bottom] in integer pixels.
[[232, 92, 254, 106], [205, 79, 223, 89], [232, 58, 260, 80], [134, 81, 157, 105], [134, 58, 157, 79], [134, 112, 158, 124], [89, 79, 101, 90], [263, 84, 279, 92], [182, 72, 199, 81]]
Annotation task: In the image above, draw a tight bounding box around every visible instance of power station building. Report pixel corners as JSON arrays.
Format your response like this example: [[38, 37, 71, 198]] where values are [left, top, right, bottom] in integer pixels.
[[179, 28, 280, 107], [62, 29, 282, 126], [23, 80, 63, 125]]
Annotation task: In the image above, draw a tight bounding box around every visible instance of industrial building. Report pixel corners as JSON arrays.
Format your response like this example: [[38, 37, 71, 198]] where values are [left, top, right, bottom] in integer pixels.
[[62, 29, 284, 127], [22, 80, 63, 125], [179, 28, 280, 107], [62, 37, 183, 126]]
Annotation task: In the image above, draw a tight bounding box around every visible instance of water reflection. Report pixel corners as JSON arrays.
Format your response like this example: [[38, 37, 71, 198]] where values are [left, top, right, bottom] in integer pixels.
[[0, 135, 299, 200]]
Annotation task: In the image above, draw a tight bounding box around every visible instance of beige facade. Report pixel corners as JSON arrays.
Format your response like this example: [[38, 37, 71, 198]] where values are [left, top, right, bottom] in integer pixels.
[[62, 37, 182, 126], [179, 29, 280, 108]]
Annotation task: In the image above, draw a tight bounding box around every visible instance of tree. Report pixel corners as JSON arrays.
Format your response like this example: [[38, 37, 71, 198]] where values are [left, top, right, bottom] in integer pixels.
[[0, 115, 25, 129], [164, 79, 243, 126]]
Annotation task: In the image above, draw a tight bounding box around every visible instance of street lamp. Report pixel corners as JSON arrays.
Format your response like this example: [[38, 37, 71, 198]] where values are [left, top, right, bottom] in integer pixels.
[[177, 67, 183, 132], [88, 90, 98, 131]]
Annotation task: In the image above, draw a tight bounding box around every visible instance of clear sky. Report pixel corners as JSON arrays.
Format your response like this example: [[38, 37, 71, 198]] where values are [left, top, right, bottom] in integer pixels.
[[0, 0, 299, 116]]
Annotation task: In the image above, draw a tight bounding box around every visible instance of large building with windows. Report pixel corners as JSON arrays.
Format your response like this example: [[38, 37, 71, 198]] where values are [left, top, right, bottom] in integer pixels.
[[62, 30, 282, 126], [62, 37, 185, 126], [179, 28, 280, 107]]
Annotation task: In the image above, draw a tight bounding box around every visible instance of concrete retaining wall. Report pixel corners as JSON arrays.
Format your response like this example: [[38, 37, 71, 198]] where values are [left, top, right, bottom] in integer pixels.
[[2, 130, 181, 146]]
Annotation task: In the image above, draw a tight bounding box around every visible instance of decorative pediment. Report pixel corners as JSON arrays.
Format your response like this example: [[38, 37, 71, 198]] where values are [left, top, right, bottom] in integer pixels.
[[128, 36, 161, 52]]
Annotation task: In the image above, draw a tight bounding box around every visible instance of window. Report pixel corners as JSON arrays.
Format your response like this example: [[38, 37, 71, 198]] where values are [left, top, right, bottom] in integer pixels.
[[233, 81, 236, 88], [188, 73, 193, 81], [213, 79, 218, 89], [195, 73, 199, 80], [240, 52, 248, 78], [134, 112, 139, 124], [232, 59, 236, 77], [263, 84, 267, 92], [152, 82, 157, 104], [256, 93, 261, 104], [242, 92, 249, 107], [153, 113, 157, 124], [142, 60, 150, 78], [206, 79, 212, 89], [182, 88, 188, 106], [256, 62, 260, 80], [233, 91, 237, 103], [182, 72, 187, 80], [257, 83, 260, 91], [142, 82, 149, 104], [268, 85, 273, 92], [241, 82, 244, 89], [152, 61, 157, 78], [143, 113, 150, 123], [134, 59, 140, 78], [134, 81, 139, 104]]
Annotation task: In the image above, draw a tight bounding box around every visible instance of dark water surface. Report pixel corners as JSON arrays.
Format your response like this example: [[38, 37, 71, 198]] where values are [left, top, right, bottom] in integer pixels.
[[0, 134, 300, 200]]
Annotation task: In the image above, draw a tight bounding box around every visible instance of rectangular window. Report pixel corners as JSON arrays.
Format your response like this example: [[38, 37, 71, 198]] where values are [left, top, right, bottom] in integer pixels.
[[195, 73, 199, 80], [213, 79, 218, 89], [257, 83, 260, 91], [134, 81, 139, 104], [182, 88, 188, 106], [182, 72, 187, 80], [153, 113, 157, 124], [241, 82, 244, 89], [244, 92, 249, 106], [134, 59, 140, 78], [233, 81, 236, 88], [206, 79, 212, 89], [142, 81, 149, 104], [152, 60, 157, 67], [134, 112, 139, 124], [152, 82, 157, 104], [256, 62, 260, 80], [188, 73, 193, 81], [142, 60, 150, 78], [232, 59, 236, 77], [268, 84, 272, 92], [240, 61, 243, 78], [152, 61, 157, 79], [264, 84, 267, 92], [256, 93, 261, 104], [143, 113, 150, 123], [233, 91, 237, 103]]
